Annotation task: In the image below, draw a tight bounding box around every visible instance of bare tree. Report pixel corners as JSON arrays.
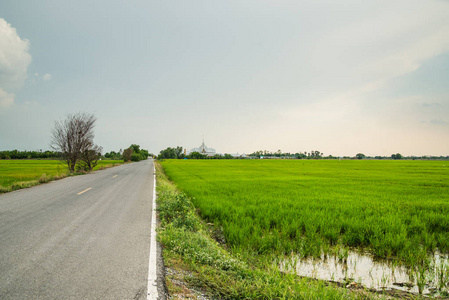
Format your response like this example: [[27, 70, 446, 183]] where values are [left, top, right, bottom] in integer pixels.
[[51, 112, 97, 172]]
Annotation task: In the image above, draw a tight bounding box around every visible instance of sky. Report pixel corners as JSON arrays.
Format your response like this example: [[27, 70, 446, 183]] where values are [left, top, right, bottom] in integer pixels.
[[0, 0, 448, 157]]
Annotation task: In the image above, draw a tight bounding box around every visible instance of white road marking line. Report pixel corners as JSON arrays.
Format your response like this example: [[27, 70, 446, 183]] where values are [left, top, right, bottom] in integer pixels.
[[147, 165, 159, 300], [112, 175, 118, 178], [77, 187, 92, 195]]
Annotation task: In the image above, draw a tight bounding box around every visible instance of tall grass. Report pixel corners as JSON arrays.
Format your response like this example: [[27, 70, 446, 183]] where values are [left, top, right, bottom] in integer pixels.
[[160, 160, 449, 268]]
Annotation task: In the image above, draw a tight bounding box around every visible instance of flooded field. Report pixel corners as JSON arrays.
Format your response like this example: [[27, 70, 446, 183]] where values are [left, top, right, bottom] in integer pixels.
[[279, 250, 449, 296], [161, 160, 449, 297]]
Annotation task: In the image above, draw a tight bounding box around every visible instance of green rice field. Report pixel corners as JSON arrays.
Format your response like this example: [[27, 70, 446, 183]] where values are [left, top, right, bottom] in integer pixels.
[[160, 160, 449, 268], [0, 159, 123, 193]]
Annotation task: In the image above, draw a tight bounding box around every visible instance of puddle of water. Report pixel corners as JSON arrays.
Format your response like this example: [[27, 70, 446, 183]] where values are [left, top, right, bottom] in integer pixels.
[[279, 250, 449, 295]]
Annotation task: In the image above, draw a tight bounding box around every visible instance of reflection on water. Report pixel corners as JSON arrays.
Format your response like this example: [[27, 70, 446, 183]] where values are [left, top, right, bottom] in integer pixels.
[[278, 250, 449, 295]]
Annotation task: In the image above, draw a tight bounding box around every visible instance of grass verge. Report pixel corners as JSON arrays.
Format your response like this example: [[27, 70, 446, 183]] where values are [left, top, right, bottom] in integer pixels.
[[155, 162, 393, 299]]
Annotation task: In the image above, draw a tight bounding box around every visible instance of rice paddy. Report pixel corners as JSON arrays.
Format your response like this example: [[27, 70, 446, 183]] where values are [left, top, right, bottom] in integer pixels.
[[160, 159, 449, 295], [0, 159, 123, 193]]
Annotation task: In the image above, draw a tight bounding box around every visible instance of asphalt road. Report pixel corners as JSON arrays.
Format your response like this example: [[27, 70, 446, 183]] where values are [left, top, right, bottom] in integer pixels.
[[0, 159, 163, 299]]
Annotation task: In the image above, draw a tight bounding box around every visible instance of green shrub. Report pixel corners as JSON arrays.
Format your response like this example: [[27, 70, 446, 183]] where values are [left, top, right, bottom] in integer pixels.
[[158, 193, 200, 231], [122, 148, 133, 162], [131, 153, 142, 162]]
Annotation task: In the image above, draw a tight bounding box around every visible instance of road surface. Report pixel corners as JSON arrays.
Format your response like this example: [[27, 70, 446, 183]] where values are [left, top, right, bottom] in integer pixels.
[[0, 159, 164, 299]]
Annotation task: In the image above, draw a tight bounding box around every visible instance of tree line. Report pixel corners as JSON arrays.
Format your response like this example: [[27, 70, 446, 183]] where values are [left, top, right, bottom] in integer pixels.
[[157, 146, 449, 160], [157, 146, 235, 160], [1, 144, 151, 163], [121, 144, 150, 162], [250, 150, 326, 159], [157, 147, 326, 160], [3, 145, 447, 162], [0, 150, 62, 160], [252, 151, 448, 160]]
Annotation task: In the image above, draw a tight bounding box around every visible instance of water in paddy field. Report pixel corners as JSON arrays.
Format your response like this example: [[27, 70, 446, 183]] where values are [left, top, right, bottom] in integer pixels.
[[278, 250, 449, 296]]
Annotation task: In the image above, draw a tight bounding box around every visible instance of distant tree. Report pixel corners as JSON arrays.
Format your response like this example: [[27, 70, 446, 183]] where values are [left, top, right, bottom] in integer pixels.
[[158, 147, 176, 159], [0, 150, 61, 159], [122, 148, 133, 162], [131, 153, 141, 161], [140, 149, 150, 159], [356, 153, 366, 160], [158, 146, 184, 159], [104, 151, 121, 160], [188, 151, 206, 159], [391, 153, 402, 160], [122, 144, 149, 161], [309, 150, 323, 159], [253, 150, 263, 158], [275, 149, 282, 157], [130, 144, 141, 154], [51, 112, 97, 172], [174, 146, 184, 159], [295, 152, 307, 159]]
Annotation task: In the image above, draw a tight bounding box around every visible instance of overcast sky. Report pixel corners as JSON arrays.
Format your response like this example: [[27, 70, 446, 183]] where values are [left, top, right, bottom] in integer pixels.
[[0, 0, 448, 156]]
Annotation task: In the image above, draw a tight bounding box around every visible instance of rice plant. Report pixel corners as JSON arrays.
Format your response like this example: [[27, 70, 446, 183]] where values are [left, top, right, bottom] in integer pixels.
[[161, 159, 449, 276]]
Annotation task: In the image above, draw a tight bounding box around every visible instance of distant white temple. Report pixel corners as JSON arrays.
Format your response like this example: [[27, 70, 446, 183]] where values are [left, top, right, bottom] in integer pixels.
[[189, 139, 216, 156]]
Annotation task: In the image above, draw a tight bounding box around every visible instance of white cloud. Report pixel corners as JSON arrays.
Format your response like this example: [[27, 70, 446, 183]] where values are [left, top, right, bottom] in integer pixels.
[[0, 87, 14, 108], [0, 18, 32, 107], [42, 73, 52, 81]]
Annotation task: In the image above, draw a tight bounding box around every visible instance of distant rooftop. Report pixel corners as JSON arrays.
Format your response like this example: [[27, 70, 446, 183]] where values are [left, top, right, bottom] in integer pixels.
[[189, 139, 216, 156]]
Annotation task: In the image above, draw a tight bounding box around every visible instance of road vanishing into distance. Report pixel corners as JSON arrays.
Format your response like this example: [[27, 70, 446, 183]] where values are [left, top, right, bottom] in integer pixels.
[[0, 159, 164, 299]]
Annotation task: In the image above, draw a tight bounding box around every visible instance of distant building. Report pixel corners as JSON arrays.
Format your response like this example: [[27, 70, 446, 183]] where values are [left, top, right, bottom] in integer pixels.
[[189, 140, 216, 156]]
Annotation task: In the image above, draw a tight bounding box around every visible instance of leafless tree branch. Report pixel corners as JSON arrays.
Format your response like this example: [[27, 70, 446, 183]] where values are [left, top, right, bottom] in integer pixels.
[[51, 112, 97, 172]]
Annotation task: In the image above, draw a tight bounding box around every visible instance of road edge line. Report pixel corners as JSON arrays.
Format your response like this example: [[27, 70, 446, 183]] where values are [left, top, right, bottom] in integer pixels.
[[147, 163, 159, 299]]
